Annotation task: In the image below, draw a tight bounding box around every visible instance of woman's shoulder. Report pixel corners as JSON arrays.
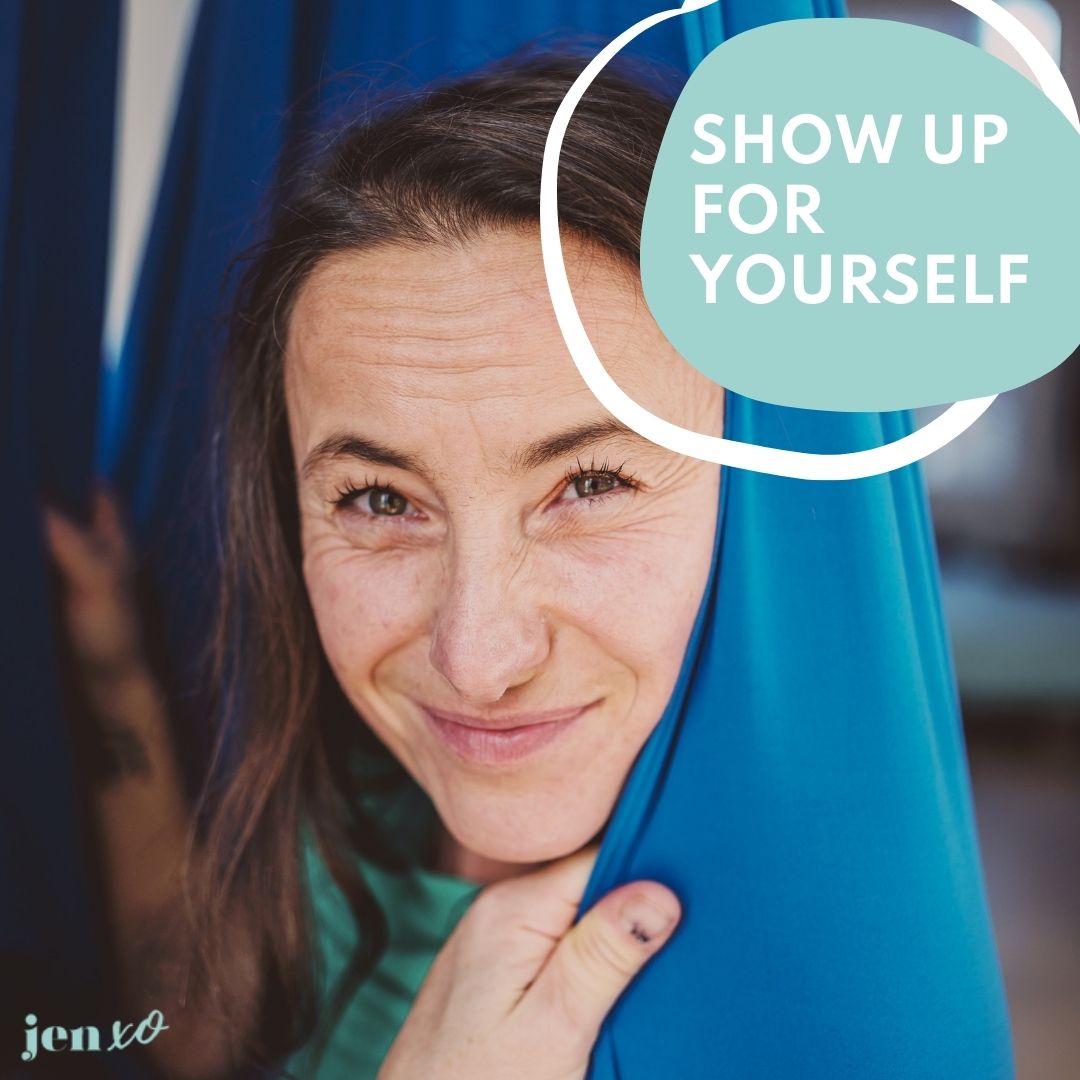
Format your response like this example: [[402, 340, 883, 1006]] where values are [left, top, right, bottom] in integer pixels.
[[299, 822, 478, 953], [288, 816, 478, 1078]]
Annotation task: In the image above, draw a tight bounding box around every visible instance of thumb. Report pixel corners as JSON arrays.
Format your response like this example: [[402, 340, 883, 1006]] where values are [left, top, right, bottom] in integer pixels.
[[526, 880, 680, 1041]]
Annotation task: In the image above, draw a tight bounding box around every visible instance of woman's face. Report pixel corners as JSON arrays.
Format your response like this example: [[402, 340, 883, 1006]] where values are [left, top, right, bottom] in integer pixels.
[[285, 230, 723, 864]]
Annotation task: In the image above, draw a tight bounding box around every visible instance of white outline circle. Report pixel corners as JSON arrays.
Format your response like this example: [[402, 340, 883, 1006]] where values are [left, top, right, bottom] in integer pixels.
[[539, 0, 1078, 479]]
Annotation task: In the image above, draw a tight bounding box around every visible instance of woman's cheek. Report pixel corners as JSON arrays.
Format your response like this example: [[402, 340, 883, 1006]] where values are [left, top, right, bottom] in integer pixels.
[[553, 521, 708, 642], [544, 523, 714, 738], [303, 544, 433, 691]]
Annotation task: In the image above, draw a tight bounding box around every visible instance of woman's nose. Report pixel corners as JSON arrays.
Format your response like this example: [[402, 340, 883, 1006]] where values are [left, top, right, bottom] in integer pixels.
[[428, 541, 551, 705]]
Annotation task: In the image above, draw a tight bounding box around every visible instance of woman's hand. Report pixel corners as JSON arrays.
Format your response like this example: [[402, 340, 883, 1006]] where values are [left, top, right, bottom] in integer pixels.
[[41, 486, 147, 708], [379, 846, 681, 1080]]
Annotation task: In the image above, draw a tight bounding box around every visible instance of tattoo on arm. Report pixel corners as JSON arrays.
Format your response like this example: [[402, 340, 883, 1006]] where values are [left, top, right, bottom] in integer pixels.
[[89, 726, 152, 784]]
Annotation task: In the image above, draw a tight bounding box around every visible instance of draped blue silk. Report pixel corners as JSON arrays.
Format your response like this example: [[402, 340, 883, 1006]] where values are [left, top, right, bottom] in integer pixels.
[[583, 405, 1014, 1079], [580, 8, 1015, 1078], [0, 6, 131, 1077]]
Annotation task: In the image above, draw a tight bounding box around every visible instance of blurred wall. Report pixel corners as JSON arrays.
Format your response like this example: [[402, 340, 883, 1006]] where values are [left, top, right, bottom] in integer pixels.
[[848, 0, 1080, 574]]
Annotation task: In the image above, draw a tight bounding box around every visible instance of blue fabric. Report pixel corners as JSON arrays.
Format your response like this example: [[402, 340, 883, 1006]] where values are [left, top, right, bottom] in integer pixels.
[[0, 0, 114, 999], [0, 4, 149, 1077], [583, 406, 1014, 1079], [580, 6, 1015, 1078]]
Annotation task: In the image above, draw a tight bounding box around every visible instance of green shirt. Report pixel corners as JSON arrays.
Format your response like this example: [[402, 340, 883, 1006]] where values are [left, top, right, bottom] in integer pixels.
[[285, 814, 479, 1078]]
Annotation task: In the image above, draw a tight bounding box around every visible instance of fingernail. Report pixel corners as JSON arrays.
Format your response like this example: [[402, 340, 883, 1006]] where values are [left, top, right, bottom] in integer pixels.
[[619, 895, 675, 944]]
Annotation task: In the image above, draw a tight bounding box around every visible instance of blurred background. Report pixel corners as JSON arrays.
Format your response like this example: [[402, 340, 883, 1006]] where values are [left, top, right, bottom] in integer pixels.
[[847, 3, 1080, 1077], [2, 1, 1077, 1077]]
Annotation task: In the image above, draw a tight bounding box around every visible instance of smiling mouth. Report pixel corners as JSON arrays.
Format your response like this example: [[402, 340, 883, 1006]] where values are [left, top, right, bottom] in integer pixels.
[[421, 703, 597, 766]]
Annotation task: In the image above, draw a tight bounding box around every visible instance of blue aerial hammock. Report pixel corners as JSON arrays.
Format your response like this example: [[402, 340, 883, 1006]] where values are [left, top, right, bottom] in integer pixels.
[[1, 7, 132, 1077], [579, 5, 1015, 1078]]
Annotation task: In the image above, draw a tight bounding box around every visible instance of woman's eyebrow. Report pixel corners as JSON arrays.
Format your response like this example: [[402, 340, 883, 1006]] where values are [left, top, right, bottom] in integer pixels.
[[301, 433, 425, 481], [512, 417, 642, 472], [301, 417, 647, 483]]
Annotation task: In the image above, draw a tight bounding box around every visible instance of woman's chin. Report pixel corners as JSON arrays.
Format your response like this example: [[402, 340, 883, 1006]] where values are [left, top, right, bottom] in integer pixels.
[[440, 802, 610, 871]]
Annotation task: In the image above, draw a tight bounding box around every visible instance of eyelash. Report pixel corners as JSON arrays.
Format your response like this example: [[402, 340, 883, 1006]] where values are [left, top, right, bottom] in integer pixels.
[[328, 460, 639, 514], [559, 458, 640, 503], [330, 477, 394, 510]]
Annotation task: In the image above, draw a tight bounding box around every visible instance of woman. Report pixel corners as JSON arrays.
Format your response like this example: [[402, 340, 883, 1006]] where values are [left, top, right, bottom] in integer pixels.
[[45, 57, 721, 1079]]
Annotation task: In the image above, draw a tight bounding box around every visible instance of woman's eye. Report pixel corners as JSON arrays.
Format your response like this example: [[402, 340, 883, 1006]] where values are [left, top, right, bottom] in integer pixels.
[[572, 473, 620, 499], [333, 485, 416, 518], [366, 487, 410, 516], [557, 469, 635, 503]]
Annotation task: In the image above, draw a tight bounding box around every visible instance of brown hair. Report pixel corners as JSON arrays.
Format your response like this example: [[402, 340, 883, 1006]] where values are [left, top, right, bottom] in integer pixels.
[[194, 51, 675, 1071]]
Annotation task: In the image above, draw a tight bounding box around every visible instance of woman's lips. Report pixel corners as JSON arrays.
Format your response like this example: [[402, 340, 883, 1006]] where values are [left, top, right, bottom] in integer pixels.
[[421, 704, 595, 766]]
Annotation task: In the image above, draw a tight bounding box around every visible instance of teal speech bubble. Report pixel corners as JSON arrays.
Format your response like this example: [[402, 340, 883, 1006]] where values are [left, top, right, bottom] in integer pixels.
[[640, 18, 1080, 412]]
